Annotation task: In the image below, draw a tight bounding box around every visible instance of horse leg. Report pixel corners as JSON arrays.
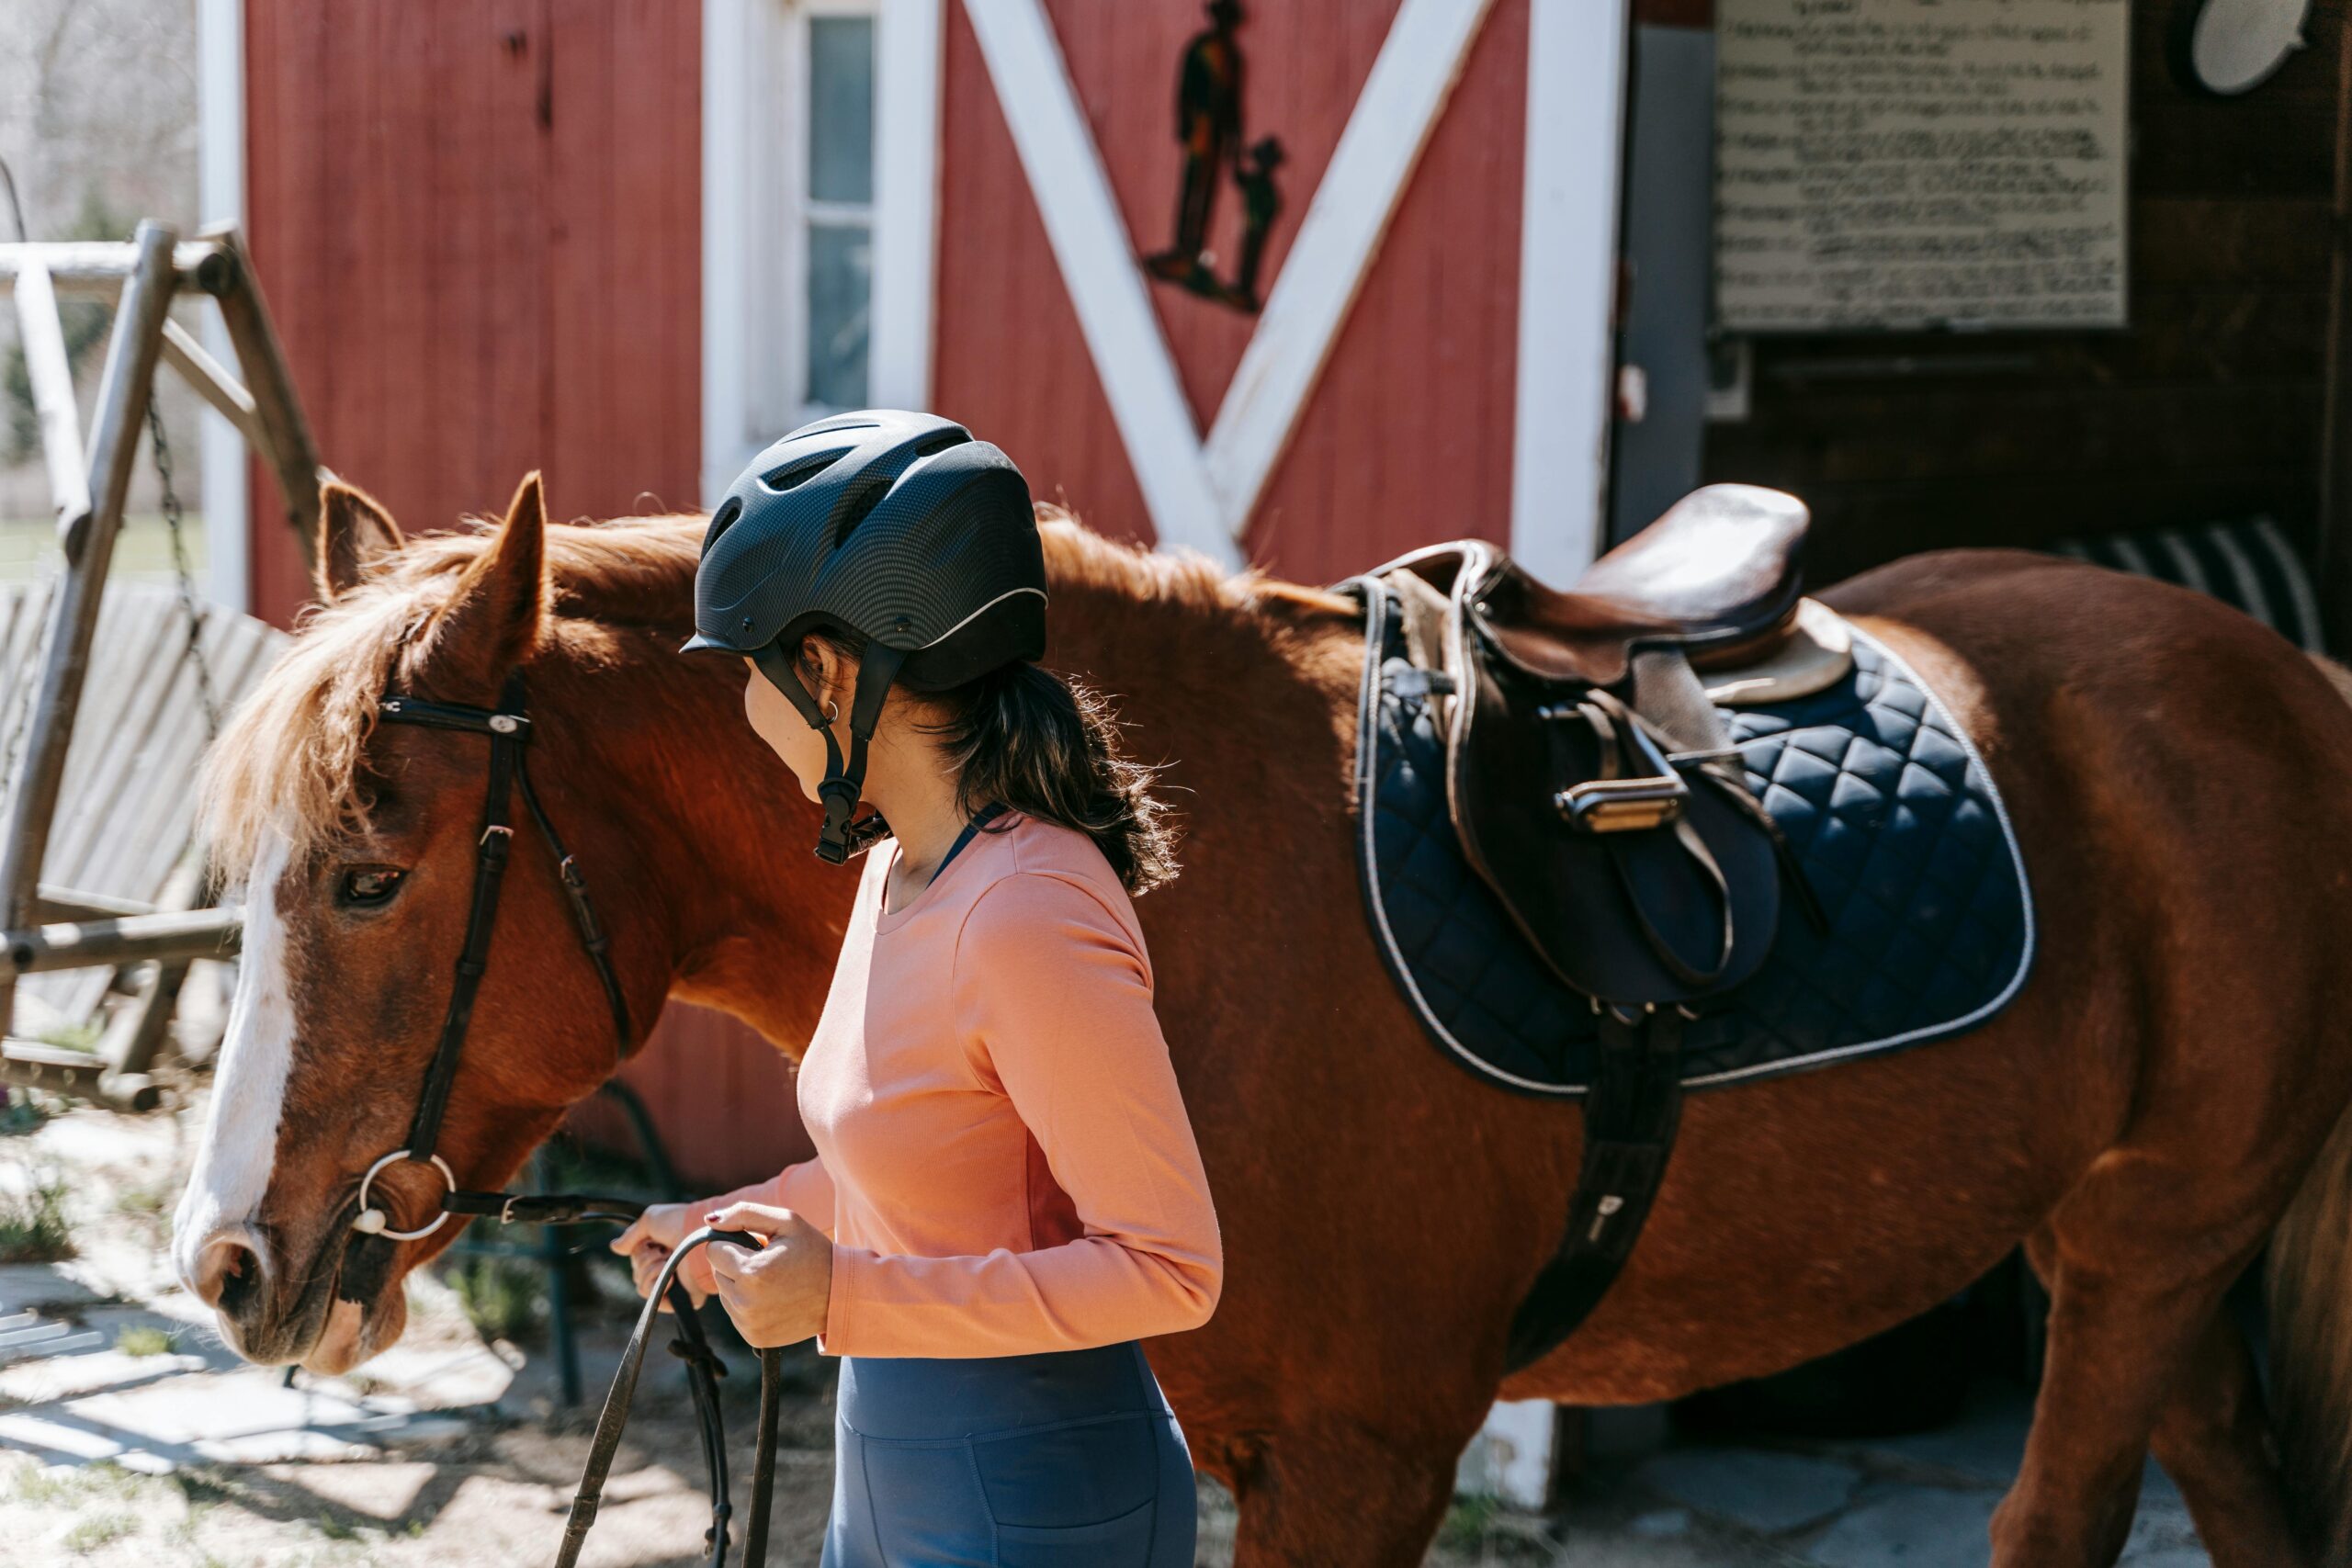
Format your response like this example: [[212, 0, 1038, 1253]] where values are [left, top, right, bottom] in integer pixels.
[[2144, 1303, 2307, 1567], [1229, 1414, 1464, 1567], [1999, 1210, 2267, 1567]]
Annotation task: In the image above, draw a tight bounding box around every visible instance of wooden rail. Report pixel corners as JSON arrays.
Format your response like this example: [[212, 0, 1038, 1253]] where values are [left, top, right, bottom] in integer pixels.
[[0, 221, 323, 1100]]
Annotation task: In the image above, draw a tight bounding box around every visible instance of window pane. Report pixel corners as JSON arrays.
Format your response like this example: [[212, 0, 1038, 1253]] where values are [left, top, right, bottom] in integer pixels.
[[808, 220, 872, 408], [809, 17, 875, 205]]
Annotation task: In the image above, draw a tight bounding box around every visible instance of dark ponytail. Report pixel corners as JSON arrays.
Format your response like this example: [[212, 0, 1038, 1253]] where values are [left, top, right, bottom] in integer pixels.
[[800, 633, 1180, 894]]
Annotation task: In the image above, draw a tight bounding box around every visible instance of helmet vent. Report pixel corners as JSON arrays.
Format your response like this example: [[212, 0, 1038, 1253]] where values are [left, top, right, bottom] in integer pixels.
[[702, 497, 742, 551], [832, 472, 892, 547], [762, 452, 841, 493], [913, 434, 961, 457]]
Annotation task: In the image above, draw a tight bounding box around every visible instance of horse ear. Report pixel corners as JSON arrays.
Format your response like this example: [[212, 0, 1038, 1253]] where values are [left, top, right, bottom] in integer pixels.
[[419, 472, 549, 696], [315, 480, 405, 600]]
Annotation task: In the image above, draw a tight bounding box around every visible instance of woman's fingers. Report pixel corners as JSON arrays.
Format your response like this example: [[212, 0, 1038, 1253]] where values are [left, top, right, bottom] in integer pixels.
[[705, 1238, 759, 1281], [704, 1201, 795, 1238], [609, 1214, 650, 1256]]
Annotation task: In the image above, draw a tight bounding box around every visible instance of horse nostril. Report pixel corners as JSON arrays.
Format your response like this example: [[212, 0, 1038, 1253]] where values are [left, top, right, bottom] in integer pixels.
[[192, 1235, 265, 1316]]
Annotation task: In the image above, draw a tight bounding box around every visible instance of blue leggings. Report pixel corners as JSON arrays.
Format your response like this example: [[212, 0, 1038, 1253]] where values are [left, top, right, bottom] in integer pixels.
[[821, 1339, 1195, 1567]]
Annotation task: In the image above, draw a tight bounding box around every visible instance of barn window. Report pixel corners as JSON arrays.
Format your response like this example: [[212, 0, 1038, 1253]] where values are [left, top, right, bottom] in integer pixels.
[[705, 0, 940, 506], [800, 11, 876, 410]]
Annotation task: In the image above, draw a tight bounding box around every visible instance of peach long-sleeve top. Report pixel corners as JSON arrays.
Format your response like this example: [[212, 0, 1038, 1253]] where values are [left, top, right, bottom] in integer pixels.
[[748, 810, 1221, 1359]]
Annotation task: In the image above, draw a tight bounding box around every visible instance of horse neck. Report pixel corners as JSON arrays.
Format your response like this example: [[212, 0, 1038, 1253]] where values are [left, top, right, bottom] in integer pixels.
[[530, 618, 851, 1053]]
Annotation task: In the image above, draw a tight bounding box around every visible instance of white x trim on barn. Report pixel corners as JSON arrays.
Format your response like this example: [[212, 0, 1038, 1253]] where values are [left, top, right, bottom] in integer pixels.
[[705, 0, 1630, 581]]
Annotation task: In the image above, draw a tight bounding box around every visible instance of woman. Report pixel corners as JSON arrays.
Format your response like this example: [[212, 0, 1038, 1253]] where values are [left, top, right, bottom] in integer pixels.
[[612, 410, 1222, 1566]]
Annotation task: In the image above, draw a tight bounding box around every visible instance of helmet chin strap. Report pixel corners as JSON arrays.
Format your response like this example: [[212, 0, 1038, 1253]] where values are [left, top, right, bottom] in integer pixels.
[[752, 641, 910, 863]]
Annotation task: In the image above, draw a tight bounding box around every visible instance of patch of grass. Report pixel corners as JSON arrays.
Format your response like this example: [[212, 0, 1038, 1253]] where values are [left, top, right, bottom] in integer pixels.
[[0, 1090, 47, 1136], [35, 1019, 104, 1054], [0, 1170, 75, 1262], [113, 1183, 170, 1216], [172, 1467, 239, 1506], [62, 1508, 139, 1551], [117, 1325, 175, 1358], [314, 1510, 358, 1540], [1437, 1494, 1500, 1551], [445, 1256, 547, 1346]]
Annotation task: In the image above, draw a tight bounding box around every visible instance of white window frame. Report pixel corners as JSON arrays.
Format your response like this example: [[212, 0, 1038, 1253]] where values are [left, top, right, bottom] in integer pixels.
[[704, 0, 942, 505]]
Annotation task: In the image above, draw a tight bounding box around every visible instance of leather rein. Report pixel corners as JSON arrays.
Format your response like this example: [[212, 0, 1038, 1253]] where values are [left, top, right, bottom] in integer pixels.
[[358, 671, 782, 1568]]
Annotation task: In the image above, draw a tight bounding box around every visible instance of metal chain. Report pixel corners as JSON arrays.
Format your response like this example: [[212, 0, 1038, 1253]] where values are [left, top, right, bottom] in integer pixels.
[[145, 400, 223, 740]]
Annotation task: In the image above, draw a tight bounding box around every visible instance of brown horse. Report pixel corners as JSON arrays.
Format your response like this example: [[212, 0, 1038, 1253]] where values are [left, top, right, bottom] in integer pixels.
[[170, 472, 2352, 1567]]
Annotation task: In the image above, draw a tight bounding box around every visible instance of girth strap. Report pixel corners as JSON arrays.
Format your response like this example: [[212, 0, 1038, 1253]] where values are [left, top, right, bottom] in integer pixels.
[[1503, 1004, 1686, 1371]]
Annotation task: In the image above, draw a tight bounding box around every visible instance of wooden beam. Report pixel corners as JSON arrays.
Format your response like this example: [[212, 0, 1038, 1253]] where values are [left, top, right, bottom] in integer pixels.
[[0, 240, 232, 298], [203, 224, 328, 565], [0, 1038, 161, 1112], [1, 908, 243, 980], [159, 316, 275, 462], [0, 223, 179, 1039], [9, 255, 93, 538]]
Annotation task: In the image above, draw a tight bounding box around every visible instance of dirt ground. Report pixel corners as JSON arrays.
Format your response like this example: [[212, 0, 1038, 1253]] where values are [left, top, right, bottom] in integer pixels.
[[0, 1096, 1582, 1567]]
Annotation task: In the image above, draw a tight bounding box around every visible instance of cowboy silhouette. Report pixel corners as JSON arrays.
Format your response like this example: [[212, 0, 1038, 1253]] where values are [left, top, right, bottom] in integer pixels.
[[1144, 0, 1245, 291]]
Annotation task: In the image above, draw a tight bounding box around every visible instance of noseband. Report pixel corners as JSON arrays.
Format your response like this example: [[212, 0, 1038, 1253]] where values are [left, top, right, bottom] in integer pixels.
[[358, 671, 780, 1568]]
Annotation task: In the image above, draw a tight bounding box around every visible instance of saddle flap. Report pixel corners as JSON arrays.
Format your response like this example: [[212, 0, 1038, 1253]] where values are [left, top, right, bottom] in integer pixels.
[[1442, 614, 1782, 1009]]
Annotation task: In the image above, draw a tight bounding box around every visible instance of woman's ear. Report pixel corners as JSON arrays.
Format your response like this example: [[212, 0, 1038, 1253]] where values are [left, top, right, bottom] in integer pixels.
[[801, 638, 851, 719]]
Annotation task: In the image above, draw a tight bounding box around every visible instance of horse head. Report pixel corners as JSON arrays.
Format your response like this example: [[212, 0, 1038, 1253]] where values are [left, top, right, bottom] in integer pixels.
[[169, 476, 839, 1371]]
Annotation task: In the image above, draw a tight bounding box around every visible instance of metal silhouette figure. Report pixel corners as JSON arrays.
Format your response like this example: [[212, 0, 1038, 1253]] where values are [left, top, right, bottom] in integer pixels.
[[1219, 136, 1285, 311], [1146, 0, 1278, 312]]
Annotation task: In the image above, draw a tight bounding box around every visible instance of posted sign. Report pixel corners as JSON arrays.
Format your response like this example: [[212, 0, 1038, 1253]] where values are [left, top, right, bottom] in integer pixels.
[[1714, 0, 2130, 331]]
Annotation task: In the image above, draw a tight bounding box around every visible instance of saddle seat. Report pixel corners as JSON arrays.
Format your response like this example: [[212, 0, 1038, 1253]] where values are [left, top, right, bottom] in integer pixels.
[[1477, 484, 1811, 688], [1365, 482, 1818, 1012]]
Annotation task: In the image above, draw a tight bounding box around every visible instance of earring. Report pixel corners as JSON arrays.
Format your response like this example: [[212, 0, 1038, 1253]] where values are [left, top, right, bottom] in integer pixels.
[[822, 698, 841, 724]]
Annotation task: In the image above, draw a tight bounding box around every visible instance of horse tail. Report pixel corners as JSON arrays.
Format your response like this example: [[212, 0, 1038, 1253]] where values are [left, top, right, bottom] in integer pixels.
[[2267, 649, 2352, 1562]]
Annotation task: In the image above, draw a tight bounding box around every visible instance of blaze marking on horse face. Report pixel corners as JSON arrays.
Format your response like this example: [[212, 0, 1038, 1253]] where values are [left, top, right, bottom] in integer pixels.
[[172, 832, 296, 1289]]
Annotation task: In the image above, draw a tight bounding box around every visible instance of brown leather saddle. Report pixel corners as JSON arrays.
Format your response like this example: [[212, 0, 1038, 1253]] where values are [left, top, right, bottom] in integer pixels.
[[1354, 482, 1824, 1370], [1371, 483, 1815, 1010]]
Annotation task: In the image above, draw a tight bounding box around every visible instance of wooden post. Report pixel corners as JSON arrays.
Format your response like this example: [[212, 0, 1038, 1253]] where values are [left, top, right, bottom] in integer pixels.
[[10, 257, 92, 539], [0, 222, 179, 1038], [204, 224, 326, 564]]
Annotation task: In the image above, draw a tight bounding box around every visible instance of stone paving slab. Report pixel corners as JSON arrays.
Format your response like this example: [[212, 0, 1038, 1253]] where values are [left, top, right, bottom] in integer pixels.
[[1640, 1449, 1862, 1535]]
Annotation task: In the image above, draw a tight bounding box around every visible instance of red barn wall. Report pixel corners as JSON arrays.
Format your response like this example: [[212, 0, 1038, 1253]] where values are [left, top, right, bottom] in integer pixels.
[[243, 0, 1545, 1185], [243, 0, 808, 1189], [931, 0, 1531, 581]]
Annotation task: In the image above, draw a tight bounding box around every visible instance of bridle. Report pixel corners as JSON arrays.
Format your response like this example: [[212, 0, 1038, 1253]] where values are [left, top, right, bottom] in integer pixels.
[[355, 670, 782, 1568]]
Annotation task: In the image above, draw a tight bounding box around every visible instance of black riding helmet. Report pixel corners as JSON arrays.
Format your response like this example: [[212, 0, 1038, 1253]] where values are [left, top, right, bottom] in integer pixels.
[[682, 410, 1047, 863]]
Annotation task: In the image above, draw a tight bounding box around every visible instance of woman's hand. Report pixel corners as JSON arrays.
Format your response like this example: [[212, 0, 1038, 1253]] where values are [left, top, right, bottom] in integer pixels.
[[609, 1200, 719, 1310], [704, 1201, 833, 1348]]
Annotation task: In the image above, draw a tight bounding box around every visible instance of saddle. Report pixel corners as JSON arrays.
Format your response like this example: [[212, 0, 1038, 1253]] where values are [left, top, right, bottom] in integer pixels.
[[1350, 483, 1834, 1371], [1372, 484, 1817, 1009]]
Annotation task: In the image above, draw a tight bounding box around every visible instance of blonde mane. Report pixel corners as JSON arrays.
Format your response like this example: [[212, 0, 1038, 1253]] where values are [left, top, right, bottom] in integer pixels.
[[198, 506, 1342, 882]]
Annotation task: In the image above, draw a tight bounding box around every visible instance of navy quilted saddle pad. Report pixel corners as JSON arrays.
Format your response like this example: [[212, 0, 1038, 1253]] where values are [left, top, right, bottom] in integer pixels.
[[1352, 590, 2036, 1096]]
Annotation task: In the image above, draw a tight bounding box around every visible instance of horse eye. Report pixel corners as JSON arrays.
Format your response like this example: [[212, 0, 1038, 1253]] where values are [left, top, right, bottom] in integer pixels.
[[339, 867, 406, 907]]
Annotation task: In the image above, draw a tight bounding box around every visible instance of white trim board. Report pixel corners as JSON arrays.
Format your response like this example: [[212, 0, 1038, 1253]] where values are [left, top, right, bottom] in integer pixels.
[[703, 0, 944, 506], [1511, 0, 1631, 583], [197, 0, 247, 614], [963, 0, 1497, 568]]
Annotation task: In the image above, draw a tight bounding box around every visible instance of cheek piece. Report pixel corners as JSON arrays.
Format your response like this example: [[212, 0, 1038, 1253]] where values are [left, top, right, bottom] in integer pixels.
[[752, 641, 910, 864]]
